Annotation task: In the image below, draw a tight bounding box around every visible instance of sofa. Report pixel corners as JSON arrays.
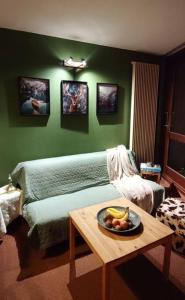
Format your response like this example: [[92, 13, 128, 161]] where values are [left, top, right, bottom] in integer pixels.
[[11, 150, 164, 250]]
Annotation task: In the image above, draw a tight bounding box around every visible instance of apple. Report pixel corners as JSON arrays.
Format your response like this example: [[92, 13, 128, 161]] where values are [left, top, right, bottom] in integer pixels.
[[112, 218, 120, 227], [120, 220, 129, 230]]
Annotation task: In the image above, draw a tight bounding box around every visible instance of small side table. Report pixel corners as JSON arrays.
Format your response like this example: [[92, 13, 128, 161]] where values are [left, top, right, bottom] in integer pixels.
[[140, 170, 161, 183], [0, 185, 22, 238], [140, 163, 161, 184]]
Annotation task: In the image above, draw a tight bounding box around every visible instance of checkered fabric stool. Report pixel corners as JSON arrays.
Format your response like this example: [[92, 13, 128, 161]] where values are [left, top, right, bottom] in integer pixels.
[[156, 197, 185, 256]]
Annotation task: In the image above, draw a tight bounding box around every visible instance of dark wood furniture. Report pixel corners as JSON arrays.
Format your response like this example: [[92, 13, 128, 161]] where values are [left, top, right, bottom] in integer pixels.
[[163, 48, 185, 194], [140, 170, 161, 183]]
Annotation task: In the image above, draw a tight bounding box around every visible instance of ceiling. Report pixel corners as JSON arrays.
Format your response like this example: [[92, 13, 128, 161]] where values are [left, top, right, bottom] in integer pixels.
[[1, 0, 185, 55]]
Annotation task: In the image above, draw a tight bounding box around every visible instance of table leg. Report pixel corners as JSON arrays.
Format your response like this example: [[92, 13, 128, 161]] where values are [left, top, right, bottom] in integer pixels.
[[102, 263, 110, 300], [69, 217, 76, 281], [157, 173, 161, 183], [163, 235, 172, 280]]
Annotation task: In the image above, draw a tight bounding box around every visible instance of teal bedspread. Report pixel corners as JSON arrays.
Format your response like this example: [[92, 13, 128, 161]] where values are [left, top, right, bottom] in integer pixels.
[[11, 152, 109, 204], [23, 184, 121, 249], [11, 150, 164, 250]]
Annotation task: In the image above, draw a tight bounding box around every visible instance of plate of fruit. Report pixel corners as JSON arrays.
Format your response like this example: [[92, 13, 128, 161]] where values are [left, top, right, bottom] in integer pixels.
[[97, 206, 140, 233]]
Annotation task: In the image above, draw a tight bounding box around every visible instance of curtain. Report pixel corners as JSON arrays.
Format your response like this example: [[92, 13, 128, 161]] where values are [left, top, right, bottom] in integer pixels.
[[129, 62, 159, 163]]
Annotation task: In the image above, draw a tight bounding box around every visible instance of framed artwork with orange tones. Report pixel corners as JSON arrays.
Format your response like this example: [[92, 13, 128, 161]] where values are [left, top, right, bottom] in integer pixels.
[[61, 80, 88, 115]]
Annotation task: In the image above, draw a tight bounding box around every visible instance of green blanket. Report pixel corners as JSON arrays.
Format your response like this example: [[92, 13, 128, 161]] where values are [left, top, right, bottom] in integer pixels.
[[23, 184, 121, 249], [11, 151, 110, 204], [11, 150, 164, 250]]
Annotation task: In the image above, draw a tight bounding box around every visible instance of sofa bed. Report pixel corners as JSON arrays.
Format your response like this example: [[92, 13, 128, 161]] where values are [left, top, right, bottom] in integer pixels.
[[11, 150, 164, 250]]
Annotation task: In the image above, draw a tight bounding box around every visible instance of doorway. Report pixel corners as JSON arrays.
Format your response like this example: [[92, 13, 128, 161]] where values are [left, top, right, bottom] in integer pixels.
[[163, 50, 185, 193]]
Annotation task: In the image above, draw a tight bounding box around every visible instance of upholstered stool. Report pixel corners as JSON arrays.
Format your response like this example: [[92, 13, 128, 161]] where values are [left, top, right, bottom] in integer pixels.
[[156, 197, 185, 256]]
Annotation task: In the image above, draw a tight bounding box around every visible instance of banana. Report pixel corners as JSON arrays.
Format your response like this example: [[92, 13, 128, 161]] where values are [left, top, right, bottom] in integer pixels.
[[106, 207, 126, 219], [119, 207, 129, 221], [107, 207, 121, 214]]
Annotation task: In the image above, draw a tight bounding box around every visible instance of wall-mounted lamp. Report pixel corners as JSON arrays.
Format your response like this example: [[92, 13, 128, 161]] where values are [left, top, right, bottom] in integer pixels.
[[63, 57, 87, 70]]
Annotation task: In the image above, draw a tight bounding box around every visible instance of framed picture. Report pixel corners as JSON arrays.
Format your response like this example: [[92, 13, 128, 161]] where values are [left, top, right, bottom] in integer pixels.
[[61, 80, 88, 115], [18, 77, 50, 116], [97, 83, 118, 114]]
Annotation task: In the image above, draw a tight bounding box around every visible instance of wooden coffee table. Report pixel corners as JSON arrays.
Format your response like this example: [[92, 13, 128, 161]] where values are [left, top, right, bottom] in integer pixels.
[[69, 198, 173, 300]]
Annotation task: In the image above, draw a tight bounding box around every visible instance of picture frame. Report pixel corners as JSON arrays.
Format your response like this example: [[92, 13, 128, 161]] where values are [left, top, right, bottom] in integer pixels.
[[61, 80, 88, 115], [18, 76, 50, 116], [97, 83, 118, 114]]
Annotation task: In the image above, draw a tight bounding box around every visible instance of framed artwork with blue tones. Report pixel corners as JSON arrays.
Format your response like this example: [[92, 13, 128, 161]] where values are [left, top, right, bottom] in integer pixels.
[[61, 80, 88, 115], [97, 83, 118, 114], [19, 77, 50, 116]]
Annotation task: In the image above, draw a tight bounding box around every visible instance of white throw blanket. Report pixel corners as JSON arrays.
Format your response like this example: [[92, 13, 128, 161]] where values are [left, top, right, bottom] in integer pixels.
[[0, 186, 22, 238], [107, 145, 154, 213]]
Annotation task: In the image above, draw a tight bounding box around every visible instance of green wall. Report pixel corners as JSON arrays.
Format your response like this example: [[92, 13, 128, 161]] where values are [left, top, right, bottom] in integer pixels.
[[0, 28, 161, 185]]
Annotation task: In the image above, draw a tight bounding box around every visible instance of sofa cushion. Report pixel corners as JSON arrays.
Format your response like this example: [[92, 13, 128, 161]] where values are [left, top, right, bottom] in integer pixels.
[[23, 183, 121, 249], [11, 150, 139, 205], [144, 179, 165, 210], [127, 150, 139, 174], [11, 151, 110, 204]]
